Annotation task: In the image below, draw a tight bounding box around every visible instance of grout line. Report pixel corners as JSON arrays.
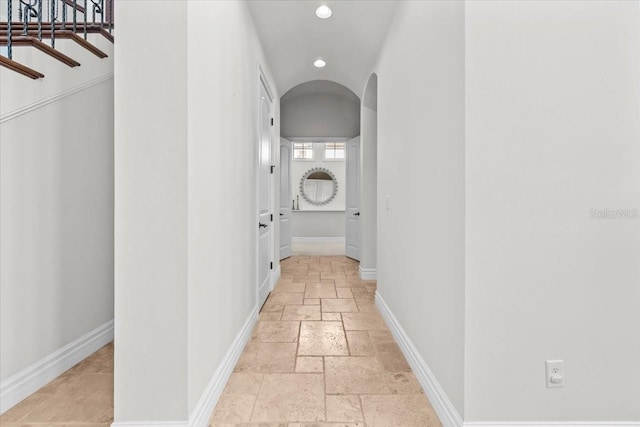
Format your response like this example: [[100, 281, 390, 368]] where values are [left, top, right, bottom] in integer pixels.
[[323, 356, 328, 423], [294, 307, 302, 363], [247, 373, 265, 423], [359, 394, 368, 426]]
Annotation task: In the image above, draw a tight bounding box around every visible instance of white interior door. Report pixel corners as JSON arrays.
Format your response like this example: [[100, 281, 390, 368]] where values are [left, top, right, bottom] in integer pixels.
[[345, 137, 361, 260], [258, 77, 274, 308], [279, 138, 292, 259]]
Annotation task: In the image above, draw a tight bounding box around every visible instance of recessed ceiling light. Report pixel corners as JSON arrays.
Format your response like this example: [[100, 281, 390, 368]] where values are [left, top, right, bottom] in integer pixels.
[[314, 59, 327, 68], [315, 5, 332, 19]]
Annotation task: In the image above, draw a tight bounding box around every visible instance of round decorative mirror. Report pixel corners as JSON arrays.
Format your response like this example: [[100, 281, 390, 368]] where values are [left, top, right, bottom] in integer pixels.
[[299, 167, 338, 206]]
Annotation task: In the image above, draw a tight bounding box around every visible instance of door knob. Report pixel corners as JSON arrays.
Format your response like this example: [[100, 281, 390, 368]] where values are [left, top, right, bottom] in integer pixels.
[[279, 213, 284, 216], [259, 223, 268, 228], [353, 212, 360, 216]]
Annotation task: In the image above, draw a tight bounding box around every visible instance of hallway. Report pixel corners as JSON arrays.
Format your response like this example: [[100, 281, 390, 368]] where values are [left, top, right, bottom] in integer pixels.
[[209, 256, 441, 426], [0, 258, 438, 427], [2, 0, 638, 425]]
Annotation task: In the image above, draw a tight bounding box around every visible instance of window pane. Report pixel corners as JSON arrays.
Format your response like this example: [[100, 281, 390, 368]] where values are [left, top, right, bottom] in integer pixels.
[[324, 142, 345, 160], [293, 142, 313, 159]]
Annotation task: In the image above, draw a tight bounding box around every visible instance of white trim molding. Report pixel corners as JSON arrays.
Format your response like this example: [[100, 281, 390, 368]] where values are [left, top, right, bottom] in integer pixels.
[[375, 293, 463, 427], [111, 306, 259, 427], [271, 264, 282, 289], [464, 423, 640, 427], [0, 73, 114, 123], [109, 422, 188, 427], [187, 304, 258, 427], [359, 266, 377, 281], [0, 319, 114, 414]]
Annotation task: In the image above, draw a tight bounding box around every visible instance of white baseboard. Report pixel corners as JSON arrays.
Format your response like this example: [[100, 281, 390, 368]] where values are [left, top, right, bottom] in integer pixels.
[[375, 293, 463, 427], [271, 264, 281, 289], [465, 423, 640, 427], [110, 422, 188, 427], [188, 304, 258, 427], [0, 319, 114, 414], [359, 266, 377, 280], [292, 237, 345, 243], [111, 306, 259, 427]]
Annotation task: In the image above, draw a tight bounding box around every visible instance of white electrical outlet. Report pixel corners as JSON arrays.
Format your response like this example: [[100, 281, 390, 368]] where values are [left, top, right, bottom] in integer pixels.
[[385, 195, 390, 211], [545, 360, 565, 388]]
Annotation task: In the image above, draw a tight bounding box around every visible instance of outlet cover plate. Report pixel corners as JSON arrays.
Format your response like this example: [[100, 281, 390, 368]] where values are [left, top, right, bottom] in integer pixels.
[[546, 360, 565, 388]]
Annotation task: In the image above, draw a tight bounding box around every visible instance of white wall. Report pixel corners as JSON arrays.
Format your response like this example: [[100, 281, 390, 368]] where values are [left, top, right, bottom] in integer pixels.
[[114, 1, 189, 421], [114, 0, 279, 422], [281, 80, 360, 138], [375, 0, 466, 416], [0, 30, 114, 393], [290, 145, 345, 213], [292, 211, 344, 238], [290, 142, 345, 239], [360, 74, 377, 272], [186, 0, 279, 415], [464, 1, 640, 421], [0, 0, 114, 410], [374, 0, 639, 422]]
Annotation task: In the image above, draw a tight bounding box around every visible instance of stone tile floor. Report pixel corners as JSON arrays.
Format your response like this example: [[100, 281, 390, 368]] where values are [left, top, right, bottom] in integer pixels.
[[0, 342, 114, 427], [0, 256, 442, 427], [209, 255, 442, 427]]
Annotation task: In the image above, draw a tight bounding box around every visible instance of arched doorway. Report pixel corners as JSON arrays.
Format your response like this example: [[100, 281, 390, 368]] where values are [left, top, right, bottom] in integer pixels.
[[278, 80, 361, 258]]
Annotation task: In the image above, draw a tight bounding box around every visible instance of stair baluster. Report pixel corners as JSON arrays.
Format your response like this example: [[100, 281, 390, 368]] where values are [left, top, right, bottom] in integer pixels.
[[90, 0, 103, 29], [7, 0, 12, 59], [20, 1, 37, 36], [50, 0, 55, 47], [37, 0, 42, 41], [1, 0, 113, 79], [83, 0, 86, 39], [61, 0, 67, 30]]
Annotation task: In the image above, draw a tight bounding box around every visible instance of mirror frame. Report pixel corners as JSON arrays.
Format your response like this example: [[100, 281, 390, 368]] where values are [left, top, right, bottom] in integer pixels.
[[299, 167, 338, 206]]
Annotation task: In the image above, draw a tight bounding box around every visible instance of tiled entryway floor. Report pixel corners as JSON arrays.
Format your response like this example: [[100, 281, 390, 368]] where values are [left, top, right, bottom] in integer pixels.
[[1, 256, 441, 427], [0, 342, 114, 426], [209, 255, 442, 427]]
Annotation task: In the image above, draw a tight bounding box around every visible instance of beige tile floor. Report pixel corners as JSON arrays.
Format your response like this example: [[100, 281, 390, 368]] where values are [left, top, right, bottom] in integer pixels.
[[0, 256, 441, 427], [209, 255, 442, 427], [0, 342, 114, 427]]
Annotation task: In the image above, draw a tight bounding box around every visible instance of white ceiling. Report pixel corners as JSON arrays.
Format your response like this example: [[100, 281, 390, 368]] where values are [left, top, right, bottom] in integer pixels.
[[247, 0, 400, 98]]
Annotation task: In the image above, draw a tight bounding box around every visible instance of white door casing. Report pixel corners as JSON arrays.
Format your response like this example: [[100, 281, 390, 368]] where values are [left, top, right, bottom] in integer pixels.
[[345, 137, 360, 260], [257, 73, 274, 309], [280, 138, 292, 259]]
